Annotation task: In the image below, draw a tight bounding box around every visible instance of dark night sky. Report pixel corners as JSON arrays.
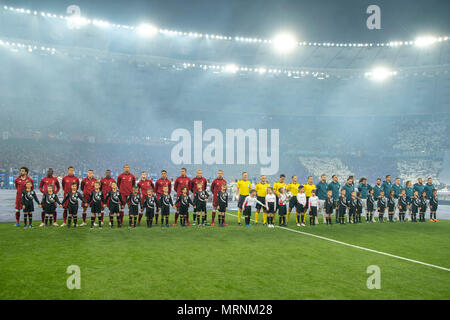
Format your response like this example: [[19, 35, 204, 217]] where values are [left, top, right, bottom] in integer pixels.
[[3, 0, 450, 43]]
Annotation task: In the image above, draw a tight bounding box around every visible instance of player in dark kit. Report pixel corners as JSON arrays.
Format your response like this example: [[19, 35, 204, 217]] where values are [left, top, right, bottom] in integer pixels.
[[21, 180, 41, 228], [193, 182, 209, 227], [105, 181, 125, 228], [366, 189, 376, 222], [143, 188, 157, 227], [348, 192, 357, 224], [159, 185, 175, 227], [398, 189, 408, 222], [39, 168, 60, 226], [190, 169, 208, 225], [377, 190, 387, 222], [88, 181, 106, 228], [410, 191, 420, 222], [355, 192, 363, 223], [338, 190, 347, 224], [387, 190, 395, 222], [216, 182, 229, 227], [100, 169, 115, 225], [324, 190, 334, 225], [155, 170, 172, 225], [62, 183, 86, 228], [137, 171, 155, 226], [41, 185, 61, 227], [173, 168, 191, 226], [117, 164, 136, 227], [14, 167, 34, 227], [211, 170, 227, 226], [126, 186, 141, 228], [81, 170, 97, 227], [61, 167, 80, 227], [175, 187, 194, 227], [419, 191, 427, 222], [429, 189, 439, 222]]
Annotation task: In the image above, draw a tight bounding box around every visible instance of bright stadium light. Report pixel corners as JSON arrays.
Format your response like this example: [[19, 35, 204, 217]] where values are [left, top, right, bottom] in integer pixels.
[[365, 67, 396, 81], [67, 15, 90, 29], [415, 36, 437, 47], [273, 33, 297, 53], [224, 64, 238, 73], [137, 24, 158, 37]]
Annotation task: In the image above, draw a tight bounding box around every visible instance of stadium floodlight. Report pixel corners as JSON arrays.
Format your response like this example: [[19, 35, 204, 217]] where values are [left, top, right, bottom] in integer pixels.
[[67, 15, 90, 29], [224, 64, 238, 73], [365, 67, 396, 81], [272, 33, 297, 53], [415, 36, 437, 47], [136, 24, 158, 37]]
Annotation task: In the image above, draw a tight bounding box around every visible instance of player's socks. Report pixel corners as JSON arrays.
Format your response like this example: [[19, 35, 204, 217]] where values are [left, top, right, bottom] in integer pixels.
[[279, 217, 282, 225], [91, 216, 95, 228], [63, 209, 67, 224], [254, 211, 259, 224], [45, 216, 48, 226], [28, 214, 32, 226], [211, 211, 216, 224], [138, 213, 143, 225], [165, 216, 169, 225], [201, 216, 206, 225], [134, 216, 137, 228], [237, 211, 241, 224], [120, 211, 124, 226], [286, 212, 290, 224], [301, 215, 304, 223], [129, 216, 133, 227], [282, 216, 286, 225], [174, 212, 179, 224], [73, 215, 77, 227], [116, 215, 121, 227], [23, 214, 27, 226], [48, 215, 53, 225], [15, 211, 20, 224], [263, 212, 267, 224], [41, 211, 45, 223]]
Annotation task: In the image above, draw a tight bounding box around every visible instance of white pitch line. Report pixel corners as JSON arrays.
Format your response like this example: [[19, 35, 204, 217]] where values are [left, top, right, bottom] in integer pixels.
[[226, 212, 450, 272]]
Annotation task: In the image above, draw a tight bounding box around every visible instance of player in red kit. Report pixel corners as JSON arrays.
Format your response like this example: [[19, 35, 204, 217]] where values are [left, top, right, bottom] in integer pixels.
[[173, 168, 191, 226], [14, 167, 34, 227], [117, 164, 136, 227], [137, 171, 154, 225], [60, 166, 80, 227], [155, 170, 171, 225], [100, 169, 115, 225], [38, 168, 61, 226], [190, 169, 208, 225], [210, 169, 227, 226], [80, 169, 97, 226]]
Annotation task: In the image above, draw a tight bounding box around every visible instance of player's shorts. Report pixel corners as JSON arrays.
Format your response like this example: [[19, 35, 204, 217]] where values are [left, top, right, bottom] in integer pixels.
[[23, 203, 35, 212], [44, 204, 57, 215], [339, 207, 346, 216], [256, 196, 266, 210], [295, 203, 305, 213], [288, 196, 298, 210], [179, 206, 189, 215], [430, 205, 438, 211], [145, 208, 155, 218], [160, 206, 170, 216], [310, 206, 317, 217], [109, 204, 120, 214], [195, 202, 206, 212], [218, 204, 227, 213], [238, 194, 248, 210], [129, 206, 139, 216], [266, 202, 275, 214], [378, 208, 385, 214], [68, 204, 79, 215], [14, 194, 22, 210], [243, 206, 252, 216], [278, 204, 287, 216], [91, 203, 102, 214]]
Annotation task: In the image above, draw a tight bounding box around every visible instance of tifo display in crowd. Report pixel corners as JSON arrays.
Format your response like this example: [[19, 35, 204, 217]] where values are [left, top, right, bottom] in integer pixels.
[[14, 164, 439, 229]]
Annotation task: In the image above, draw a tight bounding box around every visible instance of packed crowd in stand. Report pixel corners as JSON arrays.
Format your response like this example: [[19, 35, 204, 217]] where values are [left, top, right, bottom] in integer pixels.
[[13, 164, 440, 229]]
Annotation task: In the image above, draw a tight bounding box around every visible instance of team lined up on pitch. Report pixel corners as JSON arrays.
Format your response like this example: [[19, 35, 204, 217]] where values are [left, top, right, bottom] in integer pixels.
[[14, 165, 440, 229]]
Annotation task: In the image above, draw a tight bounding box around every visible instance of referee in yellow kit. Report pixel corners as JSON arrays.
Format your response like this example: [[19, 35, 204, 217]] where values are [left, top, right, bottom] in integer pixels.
[[287, 175, 300, 225], [236, 172, 252, 225], [255, 175, 270, 225]]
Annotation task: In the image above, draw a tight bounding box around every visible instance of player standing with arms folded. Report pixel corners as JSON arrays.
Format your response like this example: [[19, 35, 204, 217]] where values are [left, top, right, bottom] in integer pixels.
[[211, 170, 227, 226], [80, 170, 97, 227], [61, 167, 80, 227], [39, 168, 60, 226], [137, 171, 155, 226], [14, 167, 34, 227], [117, 164, 136, 227]]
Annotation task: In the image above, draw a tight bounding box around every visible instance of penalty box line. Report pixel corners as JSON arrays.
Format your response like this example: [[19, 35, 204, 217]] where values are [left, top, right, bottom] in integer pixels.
[[225, 212, 450, 272]]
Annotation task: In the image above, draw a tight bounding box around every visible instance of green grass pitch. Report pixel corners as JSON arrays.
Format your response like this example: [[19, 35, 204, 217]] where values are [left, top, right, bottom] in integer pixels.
[[1, 212, 449, 300]]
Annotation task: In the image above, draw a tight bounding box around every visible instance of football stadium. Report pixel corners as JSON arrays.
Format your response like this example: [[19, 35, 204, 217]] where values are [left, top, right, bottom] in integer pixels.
[[0, 0, 449, 304]]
